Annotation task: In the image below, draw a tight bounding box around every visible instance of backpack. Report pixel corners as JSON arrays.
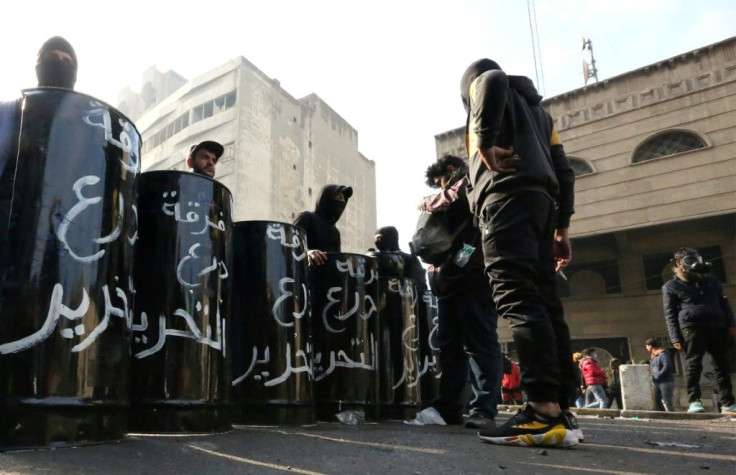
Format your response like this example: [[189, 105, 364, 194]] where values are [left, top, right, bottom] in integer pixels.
[[408, 211, 465, 266]]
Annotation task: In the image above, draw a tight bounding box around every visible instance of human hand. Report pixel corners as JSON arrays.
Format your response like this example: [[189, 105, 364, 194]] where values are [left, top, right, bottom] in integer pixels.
[[673, 342, 682, 351], [553, 228, 571, 272], [478, 145, 519, 173], [307, 249, 327, 266]]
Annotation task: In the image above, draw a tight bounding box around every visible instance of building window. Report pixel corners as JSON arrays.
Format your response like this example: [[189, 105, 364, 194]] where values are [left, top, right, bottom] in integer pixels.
[[632, 130, 707, 163], [569, 157, 594, 177], [561, 258, 621, 298], [219, 143, 236, 163]]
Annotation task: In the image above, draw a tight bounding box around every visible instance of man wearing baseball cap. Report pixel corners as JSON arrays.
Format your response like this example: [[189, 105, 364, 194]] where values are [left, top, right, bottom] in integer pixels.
[[187, 140, 224, 178]]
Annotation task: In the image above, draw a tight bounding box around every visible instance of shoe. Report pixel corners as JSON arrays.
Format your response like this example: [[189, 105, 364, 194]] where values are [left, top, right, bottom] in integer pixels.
[[720, 403, 736, 414], [464, 413, 495, 429], [437, 410, 464, 425], [688, 401, 706, 413], [477, 404, 579, 448], [563, 410, 584, 443]]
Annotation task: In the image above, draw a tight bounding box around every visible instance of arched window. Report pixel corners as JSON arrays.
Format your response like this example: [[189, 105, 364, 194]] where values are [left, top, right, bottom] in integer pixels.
[[632, 130, 707, 164], [569, 157, 594, 177]]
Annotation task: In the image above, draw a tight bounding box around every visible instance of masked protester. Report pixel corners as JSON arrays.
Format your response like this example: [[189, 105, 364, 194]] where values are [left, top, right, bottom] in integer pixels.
[[662, 247, 736, 414], [370, 226, 427, 291], [1, 36, 78, 264], [36, 36, 78, 90], [293, 184, 352, 266]]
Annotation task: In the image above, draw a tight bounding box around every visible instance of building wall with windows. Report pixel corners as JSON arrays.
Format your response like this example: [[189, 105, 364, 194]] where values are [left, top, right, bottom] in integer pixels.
[[435, 37, 736, 409], [123, 57, 377, 253]]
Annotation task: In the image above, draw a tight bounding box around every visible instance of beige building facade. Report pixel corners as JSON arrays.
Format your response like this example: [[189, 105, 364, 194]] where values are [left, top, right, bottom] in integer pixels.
[[119, 57, 377, 253], [436, 37, 736, 409]]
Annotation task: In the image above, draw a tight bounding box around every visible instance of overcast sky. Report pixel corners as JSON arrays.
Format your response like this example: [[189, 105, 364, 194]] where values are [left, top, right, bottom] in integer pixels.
[[1, 0, 734, 253]]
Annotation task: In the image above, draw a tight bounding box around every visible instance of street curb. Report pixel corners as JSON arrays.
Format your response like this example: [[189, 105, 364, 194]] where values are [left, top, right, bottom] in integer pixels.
[[496, 405, 735, 421]]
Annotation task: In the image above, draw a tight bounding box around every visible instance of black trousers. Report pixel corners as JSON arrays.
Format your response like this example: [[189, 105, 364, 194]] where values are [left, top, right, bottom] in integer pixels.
[[682, 326, 734, 406], [433, 285, 503, 419], [480, 191, 576, 407]]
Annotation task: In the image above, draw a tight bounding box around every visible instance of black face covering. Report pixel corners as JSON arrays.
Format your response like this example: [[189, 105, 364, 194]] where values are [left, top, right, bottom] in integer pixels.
[[375, 226, 399, 251], [331, 200, 346, 222], [36, 58, 77, 89]]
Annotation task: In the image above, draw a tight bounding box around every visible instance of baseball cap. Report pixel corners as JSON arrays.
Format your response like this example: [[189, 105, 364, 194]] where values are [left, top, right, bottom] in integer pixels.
[[189, 141, 224, 162]]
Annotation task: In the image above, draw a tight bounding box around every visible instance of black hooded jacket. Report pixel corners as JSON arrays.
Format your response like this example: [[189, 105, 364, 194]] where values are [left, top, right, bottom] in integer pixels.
[[373, 226, 428, 291], [293, 184, 352, 252], [460, 59, 575, 229]]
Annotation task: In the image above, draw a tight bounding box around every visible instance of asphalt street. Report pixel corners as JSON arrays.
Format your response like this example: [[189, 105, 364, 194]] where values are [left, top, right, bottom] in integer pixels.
[[1, 410, 734, 474]]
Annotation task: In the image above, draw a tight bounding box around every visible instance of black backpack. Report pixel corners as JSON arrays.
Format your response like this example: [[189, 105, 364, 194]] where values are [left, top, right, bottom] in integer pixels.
[[409, 211, 465, 266]]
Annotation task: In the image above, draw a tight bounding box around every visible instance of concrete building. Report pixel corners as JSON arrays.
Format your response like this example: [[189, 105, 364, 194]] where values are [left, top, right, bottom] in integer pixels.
[[119, 57, 377, 253], [435, 37, 736, 410]]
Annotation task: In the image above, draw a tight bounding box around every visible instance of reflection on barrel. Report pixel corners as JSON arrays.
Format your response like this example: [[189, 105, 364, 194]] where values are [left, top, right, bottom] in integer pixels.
[[0, 89, 140, 448], [418, 290, 441, 408], [310, 253, 379, 420], [377, 277, 420, 420], [230, 221, 314, 425], [130, 171, 232, 432]]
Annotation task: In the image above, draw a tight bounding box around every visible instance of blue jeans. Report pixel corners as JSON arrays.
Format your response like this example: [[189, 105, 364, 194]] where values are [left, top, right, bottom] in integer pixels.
[[655, 381, 675, 411], [584, 385, 608, 408], [433, 285, 503, 419]]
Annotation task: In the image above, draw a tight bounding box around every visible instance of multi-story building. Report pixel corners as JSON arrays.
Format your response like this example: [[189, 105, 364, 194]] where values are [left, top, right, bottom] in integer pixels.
[[435, 37, 736, 409], [119, 57, 377, 253]]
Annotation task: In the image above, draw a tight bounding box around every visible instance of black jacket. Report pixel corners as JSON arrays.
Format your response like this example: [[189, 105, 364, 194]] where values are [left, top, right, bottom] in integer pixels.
[[662, 274, 736, 344], [461, 62, 575, 228], [420, 176, 486, 299], [293, 184, 351, 252]]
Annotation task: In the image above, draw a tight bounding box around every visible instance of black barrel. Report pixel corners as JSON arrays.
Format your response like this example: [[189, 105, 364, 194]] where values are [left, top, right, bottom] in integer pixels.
[[377, 277, 421, 419], [310, 253, 379, 420], [130, 171, 232, 432], [0, 89, 140, 448], [230, 221, 314, 425], [418, 290, 441, 408]]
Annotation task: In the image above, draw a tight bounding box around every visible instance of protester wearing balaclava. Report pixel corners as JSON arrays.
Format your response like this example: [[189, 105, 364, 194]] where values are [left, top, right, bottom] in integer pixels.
[[293, 184, 353, 266], [375, 226, 400, 251], [36, 36, 77, 90]]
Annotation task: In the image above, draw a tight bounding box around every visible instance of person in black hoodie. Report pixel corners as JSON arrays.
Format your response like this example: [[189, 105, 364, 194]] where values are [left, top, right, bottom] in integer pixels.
[[372, 226, 427, 291], [460, 59, 579, 447], [417, 154, 502, 429], [293, 184, 352, 266]]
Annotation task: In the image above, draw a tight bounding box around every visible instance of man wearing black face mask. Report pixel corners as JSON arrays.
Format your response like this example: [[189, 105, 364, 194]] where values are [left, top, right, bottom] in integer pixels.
[[1, 36, 78, 264], [293, 184, 352, 266], [372, 226, 427, 290], [662, 247, 736, 414], [1, 36, 77, 177], [35, 36, 78, 90]]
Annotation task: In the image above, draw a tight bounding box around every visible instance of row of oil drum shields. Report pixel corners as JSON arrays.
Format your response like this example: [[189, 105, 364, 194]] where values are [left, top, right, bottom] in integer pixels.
[[0, 89, 440, 450]]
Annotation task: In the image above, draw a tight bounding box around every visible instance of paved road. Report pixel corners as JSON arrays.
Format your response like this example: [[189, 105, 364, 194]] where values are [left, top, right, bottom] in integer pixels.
[[1, 411, 734, 474]]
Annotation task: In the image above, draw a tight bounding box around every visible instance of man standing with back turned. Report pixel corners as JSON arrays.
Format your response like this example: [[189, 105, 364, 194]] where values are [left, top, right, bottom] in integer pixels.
[[460, 59, 580, 447]]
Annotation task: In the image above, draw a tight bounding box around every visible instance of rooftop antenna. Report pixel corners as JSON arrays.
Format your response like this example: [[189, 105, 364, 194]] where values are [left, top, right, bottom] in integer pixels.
[[582, 37, 599, 85], [527, 0, 545, 95]]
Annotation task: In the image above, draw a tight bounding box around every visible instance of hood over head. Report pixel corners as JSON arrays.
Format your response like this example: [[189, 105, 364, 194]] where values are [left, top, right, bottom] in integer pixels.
[[460, 58, 543, 112], [375, 226, 399, 251], [315, 184, 353, 224], [460, 58, 501, 113], [36, 36, 78, 89]]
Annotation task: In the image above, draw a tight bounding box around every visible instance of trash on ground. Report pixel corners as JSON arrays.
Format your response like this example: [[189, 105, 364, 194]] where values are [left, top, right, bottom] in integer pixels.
[[403, 407, 447, 426], [335, 410, 365, 425], [646, 441, 701, 449]]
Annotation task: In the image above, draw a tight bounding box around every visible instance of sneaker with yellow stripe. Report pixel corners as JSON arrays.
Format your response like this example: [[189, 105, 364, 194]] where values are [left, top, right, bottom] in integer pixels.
[[477, 404, 579, 447]]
